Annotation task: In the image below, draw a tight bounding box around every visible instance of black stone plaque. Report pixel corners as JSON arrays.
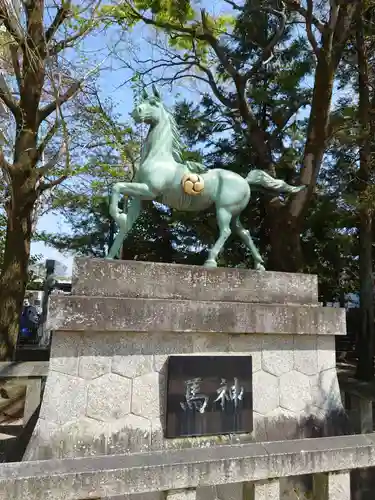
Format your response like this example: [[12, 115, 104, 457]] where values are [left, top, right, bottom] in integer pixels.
[[165, 355, 253, 438]]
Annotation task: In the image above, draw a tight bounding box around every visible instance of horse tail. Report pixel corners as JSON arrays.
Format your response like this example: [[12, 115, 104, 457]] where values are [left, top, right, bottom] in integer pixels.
[[246, 169, 306, 194]]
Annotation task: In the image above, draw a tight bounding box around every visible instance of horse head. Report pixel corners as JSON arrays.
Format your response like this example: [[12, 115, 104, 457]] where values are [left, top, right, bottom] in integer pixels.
[[132, 85, 164, 125]]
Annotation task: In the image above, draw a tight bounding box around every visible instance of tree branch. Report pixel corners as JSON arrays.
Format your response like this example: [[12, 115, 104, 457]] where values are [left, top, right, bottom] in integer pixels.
[[0, 147, 10, 174], [38, 172, 67, 191], [37, 80, 80, 123], [284, 0, 325, 34], [242, 3, 287, 80], [45, 1, 72, 44], [223, 0, 243, 11], [37, 134, 69, 192], [0, 73, 20, 119], [0, 4, 24, 45], [33, 119, 61, 166], [195, 60, 235, 109], [37, 56, 106, 124], [50, 26, 94, 54], [305, 0, 319, 56]]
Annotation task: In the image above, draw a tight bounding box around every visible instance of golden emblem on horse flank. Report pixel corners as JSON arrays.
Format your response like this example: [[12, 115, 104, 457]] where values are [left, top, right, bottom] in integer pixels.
[[182, 173, 205, 196]]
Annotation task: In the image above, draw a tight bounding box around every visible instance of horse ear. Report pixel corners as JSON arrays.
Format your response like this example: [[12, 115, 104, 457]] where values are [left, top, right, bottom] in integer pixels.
[[152, 84, 160, 100], [142, 88, 148, 100]]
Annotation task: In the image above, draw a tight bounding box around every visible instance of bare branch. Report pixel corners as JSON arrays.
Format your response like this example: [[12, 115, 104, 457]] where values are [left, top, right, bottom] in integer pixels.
[[38, 172, 67, 191], [50, 26, 93, 54], [0, 3, 24, 45], [305, 0, 319, 56], [37, 57, 106, 124], [34, 119, 60, 163], [223, 0, 242, 11], [195, 61, 235, 109], [200, 9, 238, 78], [47, 1, 102, 54], [37, 80, 80, 123], [328, 0, 340, 31], [284, 0, 325, 34], [45, 1, 72, 44], [37, 140, 66, 179], [0, 73, 20, 118]]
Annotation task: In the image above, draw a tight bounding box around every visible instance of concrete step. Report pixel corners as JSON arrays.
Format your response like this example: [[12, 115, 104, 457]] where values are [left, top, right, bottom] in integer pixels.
[[71, 257, 319, 305], [48, 294, 345, 335]]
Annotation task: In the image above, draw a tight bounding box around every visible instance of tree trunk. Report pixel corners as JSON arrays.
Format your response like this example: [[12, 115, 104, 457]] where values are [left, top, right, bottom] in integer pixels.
[[266, 46, 336, 271], [355, 6, 374, 381], [0, 170, 37, 359], [265, 5, 359, 272], [266, 205, 303, 272], [0, 0, 46, 359]]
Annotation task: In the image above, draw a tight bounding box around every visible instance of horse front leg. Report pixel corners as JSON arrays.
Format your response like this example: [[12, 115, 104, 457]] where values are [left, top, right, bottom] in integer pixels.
[[107, 182, 158, 259]]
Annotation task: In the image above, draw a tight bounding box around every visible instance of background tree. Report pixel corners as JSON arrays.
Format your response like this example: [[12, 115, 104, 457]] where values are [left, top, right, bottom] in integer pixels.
[[354, 1, 375, 380], [0, 0, 103, 359]]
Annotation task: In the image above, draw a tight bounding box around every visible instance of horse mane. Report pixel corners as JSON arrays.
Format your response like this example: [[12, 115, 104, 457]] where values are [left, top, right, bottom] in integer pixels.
[[163, 105, 207, 174]]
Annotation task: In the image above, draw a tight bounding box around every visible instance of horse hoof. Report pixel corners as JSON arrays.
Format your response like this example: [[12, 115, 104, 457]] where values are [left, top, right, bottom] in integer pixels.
[[255, 263, 266, 271], [204, 259, 217, 268]]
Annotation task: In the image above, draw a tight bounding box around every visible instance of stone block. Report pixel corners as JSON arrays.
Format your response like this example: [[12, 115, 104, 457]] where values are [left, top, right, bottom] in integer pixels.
[[39, 371, 87, 425], [72, 257, 319, 304], [253, 412, 268, 441], [54, 417, 107, 458], [263, 408, 299, 441], [86, 373, 132, 421], [49, 295, 346, 335], [112, 354, 154, 379], [253, 371, 279, 414], [279, 370, 311, 413], [229, 335, 262, 372], [78, 355, 111, 379], [293, 335, 318, 375], [132, 372, 164, 419], [106, 414, 152, 455], [49, 332, 82, 376], [262, 335, 294, 376]]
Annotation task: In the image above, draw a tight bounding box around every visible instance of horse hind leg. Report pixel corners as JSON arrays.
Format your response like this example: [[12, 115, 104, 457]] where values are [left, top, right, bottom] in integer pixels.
[[204, 208, 232, 268], [231, 216, 266, 271]]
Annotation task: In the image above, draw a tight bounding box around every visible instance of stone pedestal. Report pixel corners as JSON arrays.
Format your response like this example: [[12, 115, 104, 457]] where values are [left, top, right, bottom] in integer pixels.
[[24, 258, 347, 461], [23, 258, 348, 499]]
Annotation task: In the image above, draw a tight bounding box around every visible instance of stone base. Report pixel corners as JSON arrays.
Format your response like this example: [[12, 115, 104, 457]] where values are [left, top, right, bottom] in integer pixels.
[[24, 258, 349, 500], [24, 329, 348, 461]]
